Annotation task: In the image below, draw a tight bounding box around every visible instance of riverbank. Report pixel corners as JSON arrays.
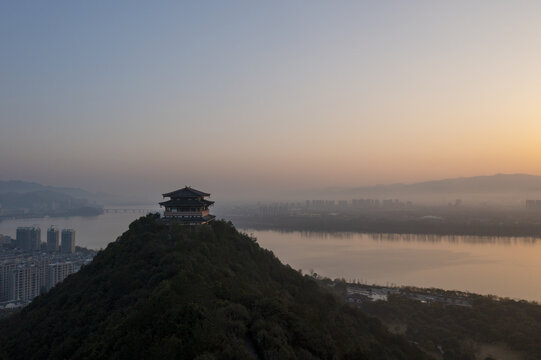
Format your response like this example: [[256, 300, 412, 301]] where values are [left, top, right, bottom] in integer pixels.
[[231, 214, 541, 238]]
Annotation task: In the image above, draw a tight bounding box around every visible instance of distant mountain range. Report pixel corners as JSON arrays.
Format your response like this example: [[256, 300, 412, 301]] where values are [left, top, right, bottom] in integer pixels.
[[0, 180, 143, 206], [0, 180, 103, 202], [351, 174, 541, 194], [312, 174, 541, 205], [0, 181, 105, 217]]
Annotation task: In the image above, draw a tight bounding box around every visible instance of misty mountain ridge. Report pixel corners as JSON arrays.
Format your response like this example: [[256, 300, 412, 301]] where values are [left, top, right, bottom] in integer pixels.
[[0, 189, 103, 217], [0, 190, 85, 209], [365, 174, 541, 193], [0, 180, 143, 206], [0, 180, 101, 201], [285, 174, 541, 205], [319, 174, 541, 205]]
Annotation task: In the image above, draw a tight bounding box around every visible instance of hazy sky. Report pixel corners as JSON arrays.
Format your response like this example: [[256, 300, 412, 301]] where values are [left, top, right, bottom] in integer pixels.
[[2, 1, 541, 201]]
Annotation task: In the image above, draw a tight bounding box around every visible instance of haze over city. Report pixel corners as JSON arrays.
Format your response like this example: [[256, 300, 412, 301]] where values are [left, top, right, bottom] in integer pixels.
[[2, 1, 541, 202]]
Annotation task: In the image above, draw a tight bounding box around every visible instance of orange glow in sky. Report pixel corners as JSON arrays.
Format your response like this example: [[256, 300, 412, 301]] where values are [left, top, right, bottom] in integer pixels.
[[1, 2, 541, 199]]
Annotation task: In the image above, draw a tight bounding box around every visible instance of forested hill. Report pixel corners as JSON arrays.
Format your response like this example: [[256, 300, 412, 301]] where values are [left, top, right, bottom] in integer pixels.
[[0, 215, 428, 360]]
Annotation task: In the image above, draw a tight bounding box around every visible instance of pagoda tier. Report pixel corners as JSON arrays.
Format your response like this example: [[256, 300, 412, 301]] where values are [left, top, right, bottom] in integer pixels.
[[160, 186, 215, 225], [159, 198, 214, 208]]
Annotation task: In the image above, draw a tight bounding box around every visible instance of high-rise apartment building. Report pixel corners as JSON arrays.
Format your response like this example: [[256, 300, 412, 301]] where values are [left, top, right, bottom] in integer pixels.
[[61, 229, 75, 254], [47, 262, 75, 291], [0, 262, 17, 301], [47, 226, 59, 252], [8, 263, 43, 302], [16, 227, 41, 252]]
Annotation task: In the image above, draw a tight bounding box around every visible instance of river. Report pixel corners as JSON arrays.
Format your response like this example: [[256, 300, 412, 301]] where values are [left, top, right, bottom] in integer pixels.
[[1, 212, 540, 302]]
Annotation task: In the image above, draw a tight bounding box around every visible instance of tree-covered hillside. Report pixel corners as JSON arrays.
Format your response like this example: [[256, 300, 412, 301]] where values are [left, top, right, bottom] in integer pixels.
[[360, 291, 541, 360], [0, 215, 428, 359]]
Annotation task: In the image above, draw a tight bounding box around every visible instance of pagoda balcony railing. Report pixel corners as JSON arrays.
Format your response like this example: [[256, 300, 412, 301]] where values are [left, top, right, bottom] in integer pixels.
[[164, 210, 210, 217]]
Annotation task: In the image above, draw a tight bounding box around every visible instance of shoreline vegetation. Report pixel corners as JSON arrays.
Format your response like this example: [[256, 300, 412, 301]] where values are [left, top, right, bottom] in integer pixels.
[[324, 280, 541, 360], [230, 214, 541, 239]]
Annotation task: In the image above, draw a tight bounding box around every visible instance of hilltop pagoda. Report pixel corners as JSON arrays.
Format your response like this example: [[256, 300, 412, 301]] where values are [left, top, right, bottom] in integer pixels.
[[160, 186, 216, 225]]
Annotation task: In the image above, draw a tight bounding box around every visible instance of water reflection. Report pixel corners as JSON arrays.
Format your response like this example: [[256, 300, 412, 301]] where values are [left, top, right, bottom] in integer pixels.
[[368, 233, 539, 246], [245, 229, 541, 302], [253, 229, 540, 246]]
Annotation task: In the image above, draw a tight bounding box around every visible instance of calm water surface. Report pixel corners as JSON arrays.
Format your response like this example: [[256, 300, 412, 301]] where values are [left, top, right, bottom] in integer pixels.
[[1, 212, 540, 302], [244, 229, 541, 302]]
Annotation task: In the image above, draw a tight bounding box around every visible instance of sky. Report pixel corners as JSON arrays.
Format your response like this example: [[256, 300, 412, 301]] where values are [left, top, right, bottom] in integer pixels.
[[1, 1, 541, 201]]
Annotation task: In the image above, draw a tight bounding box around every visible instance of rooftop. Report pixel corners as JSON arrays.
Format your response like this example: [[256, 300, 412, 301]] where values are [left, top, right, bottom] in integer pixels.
[[162, 186, 211, 198]]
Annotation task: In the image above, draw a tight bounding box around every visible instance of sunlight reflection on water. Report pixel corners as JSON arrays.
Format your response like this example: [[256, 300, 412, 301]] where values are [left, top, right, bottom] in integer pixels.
[[243, 229, 541, 302]]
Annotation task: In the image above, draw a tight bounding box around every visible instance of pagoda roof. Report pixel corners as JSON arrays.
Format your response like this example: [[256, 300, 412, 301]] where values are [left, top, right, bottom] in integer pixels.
[[162, 186, 210, 198], [159, 198, 214, 207]]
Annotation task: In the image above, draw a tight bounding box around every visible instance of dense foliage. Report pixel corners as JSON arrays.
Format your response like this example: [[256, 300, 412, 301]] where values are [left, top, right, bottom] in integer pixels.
[[361, 292, 541, 360], [0, 215, 427, 359]]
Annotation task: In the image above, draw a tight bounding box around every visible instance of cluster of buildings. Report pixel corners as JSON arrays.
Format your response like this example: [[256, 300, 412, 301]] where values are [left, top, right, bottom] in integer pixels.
[[344, 284, 471, 307], [14, 226, 75, 253], [525, 200, 541, 210], [346, 285, 398, 303], [254, 203, 304, 217], [242, 198, 415, 217], [0, 234, 11, 247], [304, 199, 414, 210], [0, 226, 94, 307], [351, 199, 380, 208]]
